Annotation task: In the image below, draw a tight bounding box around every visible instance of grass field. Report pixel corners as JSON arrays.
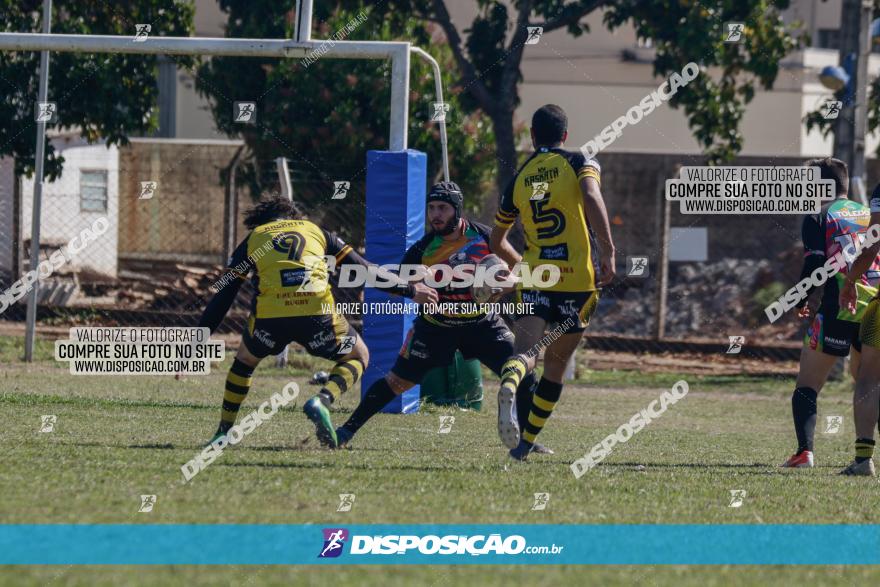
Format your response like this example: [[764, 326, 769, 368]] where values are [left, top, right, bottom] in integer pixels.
[[2, 335, 880, 585]]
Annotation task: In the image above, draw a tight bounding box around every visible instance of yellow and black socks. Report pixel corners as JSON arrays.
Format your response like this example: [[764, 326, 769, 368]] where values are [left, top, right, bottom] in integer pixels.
[[516, 372, 538, 428], [521, 378, 563, 446], [218, 359, 255, 434], [855, 438, 876, 463], [791, 386, 818, 453], [341, 377, 397, 436], [500, 355, 528, 396], [318, 358, 366, 407]]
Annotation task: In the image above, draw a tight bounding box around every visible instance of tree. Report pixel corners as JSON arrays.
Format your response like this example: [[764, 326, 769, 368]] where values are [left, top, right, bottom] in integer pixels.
[[351, 0, 803, 194], [0, 0, 196, 180], [195, 0, 496, 244]]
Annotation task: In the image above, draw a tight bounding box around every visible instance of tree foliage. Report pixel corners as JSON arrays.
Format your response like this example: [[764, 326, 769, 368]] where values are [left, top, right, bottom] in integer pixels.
[[0, 0, 195, 179], [344, 0, 803, 192], [196, 0, 496, 243]]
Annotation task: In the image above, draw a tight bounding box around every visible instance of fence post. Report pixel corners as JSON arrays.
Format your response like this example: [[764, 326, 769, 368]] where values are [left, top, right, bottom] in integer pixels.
[[653, 167, 673, 341], [223, 145, 244, 259], [24, 0, 53, 362]]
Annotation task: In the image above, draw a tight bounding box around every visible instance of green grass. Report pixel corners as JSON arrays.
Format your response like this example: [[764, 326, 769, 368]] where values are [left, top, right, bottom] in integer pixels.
[[1, 335, 879, 584]]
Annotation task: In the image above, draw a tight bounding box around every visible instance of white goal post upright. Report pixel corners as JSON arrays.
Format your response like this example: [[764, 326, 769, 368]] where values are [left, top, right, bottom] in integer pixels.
[[0, 0, 450, 360]]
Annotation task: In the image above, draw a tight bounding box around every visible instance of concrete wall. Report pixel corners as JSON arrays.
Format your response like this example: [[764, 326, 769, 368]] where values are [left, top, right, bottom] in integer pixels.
[[586, 151, 880, 266]]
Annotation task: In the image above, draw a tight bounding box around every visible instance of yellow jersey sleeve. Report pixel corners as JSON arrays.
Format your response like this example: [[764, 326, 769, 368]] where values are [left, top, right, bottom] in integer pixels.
[[574, 153, 601, 184], [494, 178, 519, 228]]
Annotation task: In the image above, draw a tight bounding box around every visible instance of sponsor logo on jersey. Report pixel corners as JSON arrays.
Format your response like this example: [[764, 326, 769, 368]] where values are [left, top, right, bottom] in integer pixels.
[[280, 268, 309, 287], [833, 208, 868, 219], [523, 165, 559, 187], [538, 244, 569, 261]]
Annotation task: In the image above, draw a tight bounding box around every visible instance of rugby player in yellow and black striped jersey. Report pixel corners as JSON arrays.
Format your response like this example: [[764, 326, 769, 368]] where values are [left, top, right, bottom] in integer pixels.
[[196, 196, 434, 447], [489, 104, 616, 461]]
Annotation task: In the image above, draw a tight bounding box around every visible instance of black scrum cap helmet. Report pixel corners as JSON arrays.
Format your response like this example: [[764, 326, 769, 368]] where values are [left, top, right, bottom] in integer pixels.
[[427, 181, 463, 224]]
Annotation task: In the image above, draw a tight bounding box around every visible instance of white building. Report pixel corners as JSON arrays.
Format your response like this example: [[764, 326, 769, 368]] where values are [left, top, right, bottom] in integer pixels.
[[19, 134, 119, 278]]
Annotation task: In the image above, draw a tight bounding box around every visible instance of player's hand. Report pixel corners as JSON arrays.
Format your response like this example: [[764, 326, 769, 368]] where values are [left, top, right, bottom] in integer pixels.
[[796, 305, 811, 319], [491, 265, 520, 295], [412, 283, 438, 305], [597, 252, 616, 287], [839, 278, 858, 315]]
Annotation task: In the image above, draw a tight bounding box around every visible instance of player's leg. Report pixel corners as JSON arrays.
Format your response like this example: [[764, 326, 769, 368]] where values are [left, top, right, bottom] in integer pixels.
[[314, 313, 370, 406], [514, 373, 554, 454], [209, 316, 266, 444], [782, 313, 852, 468], [494, 289, 556, 448], [510, 291, 597, 461], [335, 318, 452, 447], [842, 299, 880, 475], [509, 329, 581, 460], [336, 371, 418, 446], [462, 314, 551, 454], [495, 314, 546, 448], [301, 313, 369, 448]]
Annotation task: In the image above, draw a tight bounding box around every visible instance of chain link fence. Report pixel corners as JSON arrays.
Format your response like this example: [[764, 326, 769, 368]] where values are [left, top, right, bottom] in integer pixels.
[[1, 144, 808, 369]]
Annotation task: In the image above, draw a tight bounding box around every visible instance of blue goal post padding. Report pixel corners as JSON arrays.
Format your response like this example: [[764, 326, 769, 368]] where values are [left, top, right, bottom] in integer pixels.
[[362, 149, 427, 414]]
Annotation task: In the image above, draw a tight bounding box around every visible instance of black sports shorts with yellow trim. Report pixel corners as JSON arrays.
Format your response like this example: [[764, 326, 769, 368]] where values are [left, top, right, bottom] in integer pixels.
[[860, 298, 880, 350], [516, 289, 599, 333], [242, 311, 355, 360], [391, 314, 515, 384]]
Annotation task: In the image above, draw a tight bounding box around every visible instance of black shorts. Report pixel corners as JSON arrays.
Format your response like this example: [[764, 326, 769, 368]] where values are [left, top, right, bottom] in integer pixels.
[[391, 314, 515, 384], [242, 312, 356, 360], [803, 311, 861, 357], [516, 289, 599, 333]]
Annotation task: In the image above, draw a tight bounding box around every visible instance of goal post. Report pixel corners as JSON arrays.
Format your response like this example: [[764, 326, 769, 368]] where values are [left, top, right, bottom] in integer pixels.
[[0, 2, 450, 413]]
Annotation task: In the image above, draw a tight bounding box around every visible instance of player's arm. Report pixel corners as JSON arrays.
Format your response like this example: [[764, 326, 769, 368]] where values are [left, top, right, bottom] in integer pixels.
[[489, 179, 523, 269], [323, 229, 435, 302], [395, 244, 438, 304], [578, 161, 615, 286], [197, 236, 252, 333], [796, 214, 826, 317], [841, 209, 880, 313]]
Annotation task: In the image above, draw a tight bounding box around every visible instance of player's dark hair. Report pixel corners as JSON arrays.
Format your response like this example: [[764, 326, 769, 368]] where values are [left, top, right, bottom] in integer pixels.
[[243, 195, 304, 229], [804, 157, 848, 197], [532, 104, 568, 146]]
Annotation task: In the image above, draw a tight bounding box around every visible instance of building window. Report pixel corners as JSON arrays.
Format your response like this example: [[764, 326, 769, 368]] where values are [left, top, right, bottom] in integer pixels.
[[816, 29, 840, 50], [80, 170, 107, 212]]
